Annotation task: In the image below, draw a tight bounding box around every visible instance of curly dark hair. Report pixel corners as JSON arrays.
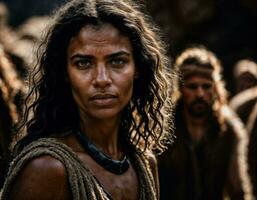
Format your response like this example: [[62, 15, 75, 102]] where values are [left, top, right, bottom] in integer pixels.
[[17, 0, 175, 153]]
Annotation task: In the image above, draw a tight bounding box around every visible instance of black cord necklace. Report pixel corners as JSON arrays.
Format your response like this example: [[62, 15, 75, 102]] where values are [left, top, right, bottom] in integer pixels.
[[75, 130, 130, 175]]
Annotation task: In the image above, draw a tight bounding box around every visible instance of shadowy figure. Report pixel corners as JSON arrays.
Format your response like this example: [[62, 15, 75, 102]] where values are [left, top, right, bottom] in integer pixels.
[[158, 46, 253, 200], [0, 44, 24, 187], [230, 59, 257, 197], [12, 16, 50, 71], [233, 59, 257, 94], [0, 2, 29, 80]]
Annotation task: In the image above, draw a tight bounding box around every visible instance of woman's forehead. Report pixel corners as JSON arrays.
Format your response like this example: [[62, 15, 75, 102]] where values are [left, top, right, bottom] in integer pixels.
[[76, 23, 128, 43], [67, 23, 133, 56]]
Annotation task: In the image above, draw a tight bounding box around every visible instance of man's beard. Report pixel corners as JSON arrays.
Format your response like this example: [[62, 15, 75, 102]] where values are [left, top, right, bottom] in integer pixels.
[[187, 99, 212, 118]]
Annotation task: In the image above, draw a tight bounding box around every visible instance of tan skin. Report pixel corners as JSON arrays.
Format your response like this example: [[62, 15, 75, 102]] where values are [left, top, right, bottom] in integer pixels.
[[181, 75, 215, 142], [9, 24, 159, 200]]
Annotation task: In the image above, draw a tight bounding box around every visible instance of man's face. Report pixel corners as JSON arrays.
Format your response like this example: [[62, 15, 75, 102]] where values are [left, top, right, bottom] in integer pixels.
[[66, 23, 136, 121], [181, 75, 215, 118]]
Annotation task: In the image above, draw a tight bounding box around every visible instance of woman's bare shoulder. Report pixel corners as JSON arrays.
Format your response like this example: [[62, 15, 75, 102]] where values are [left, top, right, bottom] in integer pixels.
[[9, 155, 71, 200]]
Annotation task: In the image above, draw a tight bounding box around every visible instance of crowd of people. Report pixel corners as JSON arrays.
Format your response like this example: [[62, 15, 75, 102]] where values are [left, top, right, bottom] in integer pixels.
[[0, 0, 256, 200], [159, 47, 255, 200]]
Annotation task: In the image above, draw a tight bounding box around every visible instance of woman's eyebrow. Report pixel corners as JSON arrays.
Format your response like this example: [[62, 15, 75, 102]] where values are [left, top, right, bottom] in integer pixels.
[[70, 54, 94, 61], [70, 51, 131, 61], [106, 51, 131, 59]]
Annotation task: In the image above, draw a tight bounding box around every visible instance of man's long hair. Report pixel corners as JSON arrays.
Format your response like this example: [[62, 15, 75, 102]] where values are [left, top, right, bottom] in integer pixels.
[[17, 0, 175, 153], [174, 45, 254, 199], [174, 46, 229, 131], [174, 46, 255, 199]]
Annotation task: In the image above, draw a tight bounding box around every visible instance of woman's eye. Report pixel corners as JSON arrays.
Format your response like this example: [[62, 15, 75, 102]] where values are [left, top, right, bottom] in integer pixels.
[[75, 60, 92, 69], [110, 58, 127, 66]]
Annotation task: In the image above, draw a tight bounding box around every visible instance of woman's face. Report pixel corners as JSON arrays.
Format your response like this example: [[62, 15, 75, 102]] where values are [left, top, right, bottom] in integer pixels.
[[66, 23, 136, 122]]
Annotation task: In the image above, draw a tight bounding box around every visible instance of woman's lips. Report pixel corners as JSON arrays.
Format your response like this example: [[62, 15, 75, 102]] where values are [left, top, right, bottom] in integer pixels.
[[90, 94, 117, 106]]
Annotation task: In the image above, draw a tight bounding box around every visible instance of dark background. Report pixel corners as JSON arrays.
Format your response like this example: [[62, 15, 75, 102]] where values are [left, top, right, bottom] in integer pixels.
[[144, 0, 256, 93], [1, 0, 256, 94]]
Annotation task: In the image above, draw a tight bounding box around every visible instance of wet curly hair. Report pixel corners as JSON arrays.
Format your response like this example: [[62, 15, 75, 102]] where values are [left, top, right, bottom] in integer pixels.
[[17, 0, 176, 153]]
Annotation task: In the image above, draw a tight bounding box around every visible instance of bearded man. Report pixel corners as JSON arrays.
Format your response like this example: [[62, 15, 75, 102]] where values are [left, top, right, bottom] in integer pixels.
[[158, 47, 252, 200]]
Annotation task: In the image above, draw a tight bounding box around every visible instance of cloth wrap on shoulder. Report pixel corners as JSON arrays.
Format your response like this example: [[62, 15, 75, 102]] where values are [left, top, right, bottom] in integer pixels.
[[0, 138, 157, 200]]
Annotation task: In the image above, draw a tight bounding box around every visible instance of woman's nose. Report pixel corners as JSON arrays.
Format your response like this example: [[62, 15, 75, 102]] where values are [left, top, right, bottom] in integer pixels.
[[93, 63, 112, 88]]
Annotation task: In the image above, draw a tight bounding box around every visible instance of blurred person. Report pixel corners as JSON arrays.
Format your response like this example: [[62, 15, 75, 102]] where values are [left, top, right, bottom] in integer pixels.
[[0, 44, 24, 187], [0, 2, 29, 80], [229, 59, 257, 197], [233, 59, 257, 94], [11, 16, 50, 71], [230, 59, 257, 121], [230, 85, 257, 198], [0, 0, 175, 199], [158, 46, 254, 200], [0, 3, 27, 118], [230, 59, 257, 130], [0, 2, 17, 57], [0, 3, 49, 80]]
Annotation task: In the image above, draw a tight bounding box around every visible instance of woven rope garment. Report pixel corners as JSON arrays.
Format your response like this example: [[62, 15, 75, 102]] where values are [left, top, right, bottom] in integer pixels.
[[0, 138, 157, 200]]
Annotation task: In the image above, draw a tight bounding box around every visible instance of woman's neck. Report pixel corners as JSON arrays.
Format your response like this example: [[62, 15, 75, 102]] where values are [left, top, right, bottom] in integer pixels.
[[80, 116, 122, 159]]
